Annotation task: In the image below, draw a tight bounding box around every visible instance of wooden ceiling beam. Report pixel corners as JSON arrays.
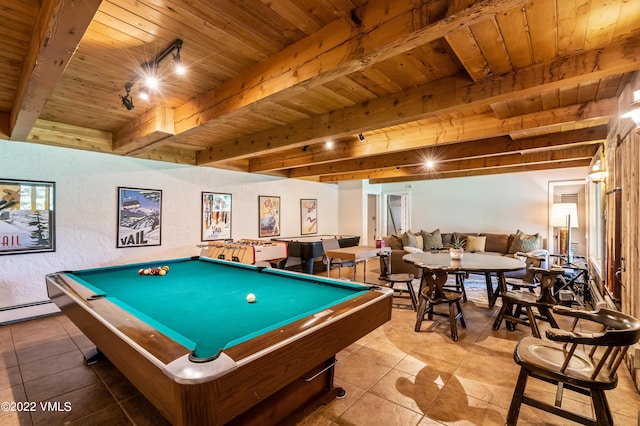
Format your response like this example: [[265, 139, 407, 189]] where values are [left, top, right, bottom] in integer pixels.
[[288, 126, 606, 178], [26, 119, 112, 152], [170, 0, 524, 137], [9, 0, 103, 142], [199, 35, 638, 165], [320, 145, 598, 182], [114, 0, 522, 154], [113, 107, 176, 155], [368, 159, 591, 184], [252, 100, 612, 174], [0, 112, 9, 139]]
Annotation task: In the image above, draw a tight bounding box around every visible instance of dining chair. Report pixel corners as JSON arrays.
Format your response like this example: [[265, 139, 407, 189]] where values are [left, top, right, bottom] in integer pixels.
[[505, 252, 546, 292], [321, 238, 354, 278], [414, 266, 466, 341], [377, 252, 417, 310], [507, 306, 640, 426], [493, 266, 564, 338]]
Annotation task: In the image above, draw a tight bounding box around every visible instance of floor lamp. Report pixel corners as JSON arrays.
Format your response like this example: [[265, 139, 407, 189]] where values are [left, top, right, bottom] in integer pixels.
[[550, 203, 579, 264]]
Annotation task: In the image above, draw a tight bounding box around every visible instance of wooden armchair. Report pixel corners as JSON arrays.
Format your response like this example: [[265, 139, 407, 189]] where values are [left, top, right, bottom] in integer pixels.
[[507, 306, 640, 425]]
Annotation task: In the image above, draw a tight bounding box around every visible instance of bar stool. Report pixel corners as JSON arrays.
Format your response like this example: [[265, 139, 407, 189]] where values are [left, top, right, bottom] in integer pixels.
[[386, 273, 417, 310]]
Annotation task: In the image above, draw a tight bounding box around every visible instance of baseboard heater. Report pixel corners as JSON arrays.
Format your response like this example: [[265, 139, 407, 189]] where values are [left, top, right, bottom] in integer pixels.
[[0, 300, 60, 325]]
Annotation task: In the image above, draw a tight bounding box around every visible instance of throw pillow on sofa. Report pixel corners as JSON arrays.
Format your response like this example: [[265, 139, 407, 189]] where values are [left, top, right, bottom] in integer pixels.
[[421, 228, 443, 250], [401, 231, 423, 249], [388, 235, 404, 250], [466, 235, 486, 252], [508, 230, 540, 253]]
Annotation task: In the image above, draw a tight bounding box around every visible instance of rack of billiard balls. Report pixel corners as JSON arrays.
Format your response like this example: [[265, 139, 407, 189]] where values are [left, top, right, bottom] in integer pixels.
[[138, 265, 170, 276]]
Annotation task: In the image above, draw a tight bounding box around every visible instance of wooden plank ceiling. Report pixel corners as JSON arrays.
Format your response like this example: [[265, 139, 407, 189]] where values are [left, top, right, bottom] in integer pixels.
[[2, 0, 639, 183]]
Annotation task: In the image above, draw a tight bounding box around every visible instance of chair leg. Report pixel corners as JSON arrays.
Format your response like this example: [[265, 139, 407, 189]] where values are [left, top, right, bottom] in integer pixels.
[[509, 303, 524, 331], [507, 367, 530, 426], [456, 273, 467, 302], [414, 295, 428, 332], [525, 306, 541, 338], [591, 389, 614, 426], [536, 305, 559, 329], [456, 301, 466, 328], [406, 280, 418, 311], [493, 299, 511, 330], [448, 302, 459, 341]]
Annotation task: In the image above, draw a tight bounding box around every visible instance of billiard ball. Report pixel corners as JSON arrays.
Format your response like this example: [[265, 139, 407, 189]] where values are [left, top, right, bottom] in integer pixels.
[[246, 293, 256, 303], [162, 265, 169, 272], [138, 269, 144, 275], [159, 269, 166, 276]]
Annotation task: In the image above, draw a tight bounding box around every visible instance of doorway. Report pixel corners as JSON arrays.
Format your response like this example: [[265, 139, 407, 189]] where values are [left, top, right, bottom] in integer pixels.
[[366, 194, 379, 246], [385, 192, 410, 236]]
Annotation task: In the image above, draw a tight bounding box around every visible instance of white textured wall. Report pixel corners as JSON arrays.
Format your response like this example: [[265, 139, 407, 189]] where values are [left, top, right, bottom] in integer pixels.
[[380, 168, 588, 243], [0, 141, 339, 307]]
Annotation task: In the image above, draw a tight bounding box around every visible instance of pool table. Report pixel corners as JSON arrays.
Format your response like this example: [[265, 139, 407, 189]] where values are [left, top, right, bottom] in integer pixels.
[[273, 235, 360, 274], [46, 256, 392, 425]]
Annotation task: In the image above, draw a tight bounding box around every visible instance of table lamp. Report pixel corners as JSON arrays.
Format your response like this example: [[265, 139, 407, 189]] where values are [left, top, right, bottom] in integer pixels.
[[550, 202, 579, 263]]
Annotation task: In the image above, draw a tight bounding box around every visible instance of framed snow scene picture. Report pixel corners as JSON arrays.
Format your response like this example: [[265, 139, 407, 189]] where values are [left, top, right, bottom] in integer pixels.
[[117, 187, 162, 248], [0, 179, 55, 255]]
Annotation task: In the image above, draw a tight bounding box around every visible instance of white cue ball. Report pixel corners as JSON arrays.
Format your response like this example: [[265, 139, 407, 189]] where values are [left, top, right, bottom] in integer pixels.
[[246, 293, 256, 303]]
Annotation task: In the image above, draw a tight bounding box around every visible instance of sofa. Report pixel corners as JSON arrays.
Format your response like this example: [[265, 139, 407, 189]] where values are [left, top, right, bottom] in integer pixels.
[[380, 229, 548, 280]]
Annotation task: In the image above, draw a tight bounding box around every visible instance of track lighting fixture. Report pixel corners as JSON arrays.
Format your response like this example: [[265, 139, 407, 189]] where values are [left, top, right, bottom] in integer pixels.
[[119, 39, 186, 110], [120, 83, 134, 110]]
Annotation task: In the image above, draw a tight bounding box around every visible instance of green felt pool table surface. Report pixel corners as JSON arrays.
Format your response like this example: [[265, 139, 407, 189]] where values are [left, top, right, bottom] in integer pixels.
[[68, 256, 371, 359]]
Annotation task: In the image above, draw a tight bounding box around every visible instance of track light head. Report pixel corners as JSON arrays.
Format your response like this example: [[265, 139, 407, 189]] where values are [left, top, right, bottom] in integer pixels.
[[173, 39, 186, 75], [120, 84, 134, 110]]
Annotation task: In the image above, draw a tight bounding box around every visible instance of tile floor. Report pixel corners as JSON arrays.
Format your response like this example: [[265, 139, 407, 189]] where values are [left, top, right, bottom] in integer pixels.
[[1, 264, 639, 425]]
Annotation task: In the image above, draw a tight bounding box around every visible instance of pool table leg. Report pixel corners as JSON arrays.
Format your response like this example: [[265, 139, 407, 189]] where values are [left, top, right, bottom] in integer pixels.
[[83, 347, 105, 365], [301, 257, 315, 274]]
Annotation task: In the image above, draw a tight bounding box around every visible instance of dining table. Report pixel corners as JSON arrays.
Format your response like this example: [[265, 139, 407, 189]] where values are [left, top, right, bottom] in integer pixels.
[[402, 251, 526, 307]]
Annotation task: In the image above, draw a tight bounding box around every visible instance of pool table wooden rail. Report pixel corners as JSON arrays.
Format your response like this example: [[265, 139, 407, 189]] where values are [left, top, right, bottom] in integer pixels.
[[46, 271, 393, 425]]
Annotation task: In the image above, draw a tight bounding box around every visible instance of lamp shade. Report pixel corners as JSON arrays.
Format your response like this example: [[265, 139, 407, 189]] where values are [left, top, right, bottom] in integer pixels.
[[550, 203, 579, 228]]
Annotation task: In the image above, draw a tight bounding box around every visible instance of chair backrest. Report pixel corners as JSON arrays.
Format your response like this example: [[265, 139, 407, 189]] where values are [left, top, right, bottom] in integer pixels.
[[321, 238, 343, 265], [420, 268, 449, 302], [548, 306, 640, 380], [321, 238, 340, 252], [531, 266, 565, 304], [521, 255, 545, 284]]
